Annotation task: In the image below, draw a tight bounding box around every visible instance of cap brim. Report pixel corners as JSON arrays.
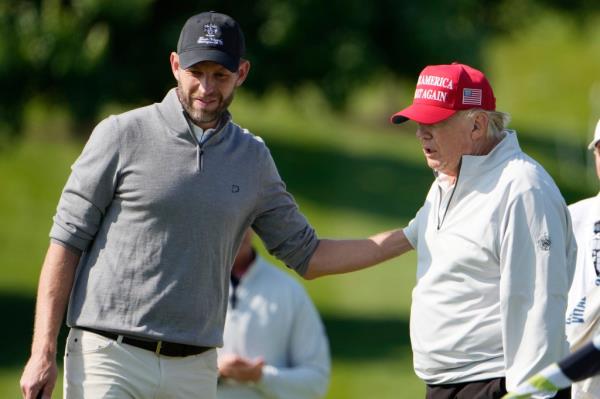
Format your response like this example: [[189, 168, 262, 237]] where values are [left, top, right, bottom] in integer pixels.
[[589, 139, 600, 150], [390, 103, 457, 125], [179, 48, 239, 72]]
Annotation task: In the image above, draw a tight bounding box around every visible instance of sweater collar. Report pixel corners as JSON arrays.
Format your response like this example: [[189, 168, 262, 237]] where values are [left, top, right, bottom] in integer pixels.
[[459, 130, 521, 178]]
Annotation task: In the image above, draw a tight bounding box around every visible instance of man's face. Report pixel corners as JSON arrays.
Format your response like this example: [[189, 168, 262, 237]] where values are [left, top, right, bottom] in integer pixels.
[[170, 54, 249, 129], [415, 112, 475, 178]]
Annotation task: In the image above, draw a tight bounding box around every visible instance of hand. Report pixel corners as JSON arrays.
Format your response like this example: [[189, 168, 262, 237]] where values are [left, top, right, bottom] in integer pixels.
[[20, 353, 57, 399], [218, 353, 265, 383]]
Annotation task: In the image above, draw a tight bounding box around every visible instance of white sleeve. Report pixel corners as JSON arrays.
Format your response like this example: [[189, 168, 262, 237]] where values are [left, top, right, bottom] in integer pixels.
[[403, 217, 418, 249], [403, 183, 436, 249], [499, 187, 576, 398], [255, 292, 330, 399]]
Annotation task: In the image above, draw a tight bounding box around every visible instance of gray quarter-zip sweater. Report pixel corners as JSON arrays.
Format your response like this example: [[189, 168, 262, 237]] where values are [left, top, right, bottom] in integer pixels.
[[50, 88, 319, 347]]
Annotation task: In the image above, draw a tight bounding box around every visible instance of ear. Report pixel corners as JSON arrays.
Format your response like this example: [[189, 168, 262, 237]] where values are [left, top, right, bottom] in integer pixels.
[[170, 52, 181, 82], [470, 112, 489, 141], [235, 60, 251, 87]]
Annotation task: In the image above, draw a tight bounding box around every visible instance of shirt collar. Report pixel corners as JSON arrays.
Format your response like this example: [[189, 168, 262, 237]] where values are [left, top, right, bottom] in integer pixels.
[[459, 130, 521, 178]]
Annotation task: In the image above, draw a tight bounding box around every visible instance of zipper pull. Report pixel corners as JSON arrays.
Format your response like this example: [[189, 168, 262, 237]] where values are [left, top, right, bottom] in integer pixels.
[[199, 147, 204, 172]]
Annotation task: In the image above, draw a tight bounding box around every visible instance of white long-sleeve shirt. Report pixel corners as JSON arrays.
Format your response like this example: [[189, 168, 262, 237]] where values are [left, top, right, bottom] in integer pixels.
[[567, 194, 600, 323], [217, 256, 330, 399], [567, 194, 600, 398], [404, 131, 576, 396]]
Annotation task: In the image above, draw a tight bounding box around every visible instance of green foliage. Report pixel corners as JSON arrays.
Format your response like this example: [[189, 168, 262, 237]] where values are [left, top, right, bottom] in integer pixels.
[[487, 11, 600, 136], [484, 10, 600, 195], [0, 0, 159, 139], [1, 1, 102, 134], [4, 0, 598, 142]]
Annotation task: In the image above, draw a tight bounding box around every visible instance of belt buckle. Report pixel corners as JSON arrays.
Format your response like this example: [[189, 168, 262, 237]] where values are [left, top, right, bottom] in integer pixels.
[[155, 341, 163, 355]]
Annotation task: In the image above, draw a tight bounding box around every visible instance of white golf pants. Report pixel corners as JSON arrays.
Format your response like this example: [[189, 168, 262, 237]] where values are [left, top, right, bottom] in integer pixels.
[[63, 328, 218, 399]]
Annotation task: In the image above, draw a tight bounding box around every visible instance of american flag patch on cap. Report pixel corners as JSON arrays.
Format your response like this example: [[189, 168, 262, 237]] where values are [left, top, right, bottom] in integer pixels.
[[462, 88, 482, 105]]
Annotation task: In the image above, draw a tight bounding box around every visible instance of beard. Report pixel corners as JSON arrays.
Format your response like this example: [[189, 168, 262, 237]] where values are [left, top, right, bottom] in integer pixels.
[[176, 83, 235, 127]]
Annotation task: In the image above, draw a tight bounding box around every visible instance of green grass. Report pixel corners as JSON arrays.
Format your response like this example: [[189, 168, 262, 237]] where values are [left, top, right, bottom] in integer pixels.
[[0, 139, 80, 293], [330, 359, 425, 398], [0, 368, 22, 398], [0, 368, 63, 398]]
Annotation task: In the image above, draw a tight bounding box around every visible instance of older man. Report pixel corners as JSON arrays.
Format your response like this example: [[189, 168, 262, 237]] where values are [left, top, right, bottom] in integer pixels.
[[392, 62, 575, 399], [306, 62, 576, 399]]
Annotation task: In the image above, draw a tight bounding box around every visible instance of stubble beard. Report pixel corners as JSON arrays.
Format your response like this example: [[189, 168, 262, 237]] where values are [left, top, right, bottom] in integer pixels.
[[176, 84, 235, 127]]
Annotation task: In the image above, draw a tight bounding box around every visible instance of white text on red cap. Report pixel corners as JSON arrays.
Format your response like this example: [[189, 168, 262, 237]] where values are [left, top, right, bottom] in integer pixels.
[[417, 75, 454, 89]]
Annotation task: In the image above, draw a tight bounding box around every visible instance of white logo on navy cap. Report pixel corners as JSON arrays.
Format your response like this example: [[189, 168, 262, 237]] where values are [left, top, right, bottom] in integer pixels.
[[204, 23, 218, 37], [198, 23, 223, 46]]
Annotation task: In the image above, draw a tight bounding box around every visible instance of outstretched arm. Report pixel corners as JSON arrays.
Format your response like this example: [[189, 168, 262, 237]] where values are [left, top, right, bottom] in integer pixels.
[[20, 242, 80, 399], [303, 228, 413, 280]]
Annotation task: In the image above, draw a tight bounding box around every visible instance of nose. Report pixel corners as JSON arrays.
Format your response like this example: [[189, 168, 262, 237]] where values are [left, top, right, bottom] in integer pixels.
[[195, 75, 216, 95]]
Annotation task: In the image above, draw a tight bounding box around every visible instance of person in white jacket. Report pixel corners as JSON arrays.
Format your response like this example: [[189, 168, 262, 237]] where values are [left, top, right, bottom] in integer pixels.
[[565, 118, 600, 399], [217, 230, 330, 399], [304, 62, 576, 399]]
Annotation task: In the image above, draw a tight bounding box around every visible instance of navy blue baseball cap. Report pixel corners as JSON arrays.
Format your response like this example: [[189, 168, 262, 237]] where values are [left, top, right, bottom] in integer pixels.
[[177, 11, 245, 72]]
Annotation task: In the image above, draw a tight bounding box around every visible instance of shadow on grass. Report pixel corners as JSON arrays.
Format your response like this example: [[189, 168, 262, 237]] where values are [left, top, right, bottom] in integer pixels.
[[0, 291, 68, 369], [321, 313, 411, 361], [0, 291, 410, 369], [267, 138, 433, 222], [0, 292, 410, 368]]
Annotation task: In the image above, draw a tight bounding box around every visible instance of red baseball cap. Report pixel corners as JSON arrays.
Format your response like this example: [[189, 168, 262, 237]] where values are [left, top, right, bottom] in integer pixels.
[[390, 63, 496, 125]]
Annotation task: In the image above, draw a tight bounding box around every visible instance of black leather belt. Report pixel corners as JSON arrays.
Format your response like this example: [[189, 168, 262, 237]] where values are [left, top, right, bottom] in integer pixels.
[[78, 327, 212, 357]]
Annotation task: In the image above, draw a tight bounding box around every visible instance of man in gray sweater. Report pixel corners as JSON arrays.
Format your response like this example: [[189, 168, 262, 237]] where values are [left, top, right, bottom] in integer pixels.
[[20, 10, 410, 399]]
